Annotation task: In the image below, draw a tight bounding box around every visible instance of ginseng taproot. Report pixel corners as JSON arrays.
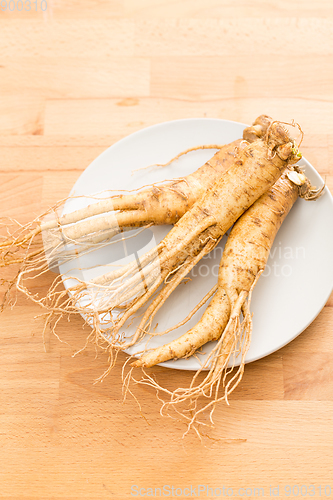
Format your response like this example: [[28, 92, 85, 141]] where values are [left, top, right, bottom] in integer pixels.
[[128, 168, 323, 433], [9, 120, 302, 363], [0, 116, 271, 271], [1, 116, 319, 436]]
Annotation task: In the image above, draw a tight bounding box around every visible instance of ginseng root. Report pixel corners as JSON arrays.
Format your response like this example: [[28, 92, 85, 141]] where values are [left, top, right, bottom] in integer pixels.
[[130, 168, 323, 432], [17, 119, 302, 362], [0, 115, 271, 269]]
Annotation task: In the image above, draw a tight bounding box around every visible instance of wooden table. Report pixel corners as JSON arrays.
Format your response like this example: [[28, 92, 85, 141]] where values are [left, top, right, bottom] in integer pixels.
[[1, 1, 333, 498]]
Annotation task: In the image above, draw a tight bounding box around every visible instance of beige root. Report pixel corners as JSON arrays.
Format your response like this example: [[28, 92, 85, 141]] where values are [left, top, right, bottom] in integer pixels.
[[3, 119, 298, 364], [3, 117, 304, 399], [131, 287, 255, 435], [1, 115, 272, 270], [1, 116, 274, 321], [128, 167, 323, 433], [0, 140, 243, 256], [90, 122, 302, 361]]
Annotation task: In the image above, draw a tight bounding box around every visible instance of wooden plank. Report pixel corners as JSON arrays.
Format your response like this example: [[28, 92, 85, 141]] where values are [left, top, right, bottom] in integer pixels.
[[151, 55, 333, 100], [124, 0, 333, 18], [1, 0, 332, 20], [43, 97, 333, 137], [283, 351, 333, 400], [0, 93, 45, 135], [2, 19, 333, 59], [0, 19, 135, 58], [0, 173, 43, 220], [44, 97, 225, 135], [132, 18, 333, 56], [0, 57, 150, 99], [0, 146, 105, 172]]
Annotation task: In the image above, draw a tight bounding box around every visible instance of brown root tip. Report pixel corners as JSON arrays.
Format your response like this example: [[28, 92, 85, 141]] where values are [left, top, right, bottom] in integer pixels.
[[299, 181, 325, 201], [265, 120, 303, 163], [289, 167, 326, 200], [253, 114, 273, 128], [242, 115, 273, 142], [130, 359, 143, 368]]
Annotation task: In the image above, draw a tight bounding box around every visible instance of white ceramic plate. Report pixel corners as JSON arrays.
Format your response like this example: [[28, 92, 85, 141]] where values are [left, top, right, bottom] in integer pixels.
[[59, 118, 333, 370]]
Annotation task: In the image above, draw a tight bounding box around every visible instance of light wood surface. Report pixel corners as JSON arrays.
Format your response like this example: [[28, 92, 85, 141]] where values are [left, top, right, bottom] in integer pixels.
[[1, 1, 333, 499]]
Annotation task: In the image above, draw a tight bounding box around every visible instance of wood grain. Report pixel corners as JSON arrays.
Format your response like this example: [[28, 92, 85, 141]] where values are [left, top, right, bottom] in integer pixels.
[[0, 57, 150, 98], [0, 1, 333, 498]]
